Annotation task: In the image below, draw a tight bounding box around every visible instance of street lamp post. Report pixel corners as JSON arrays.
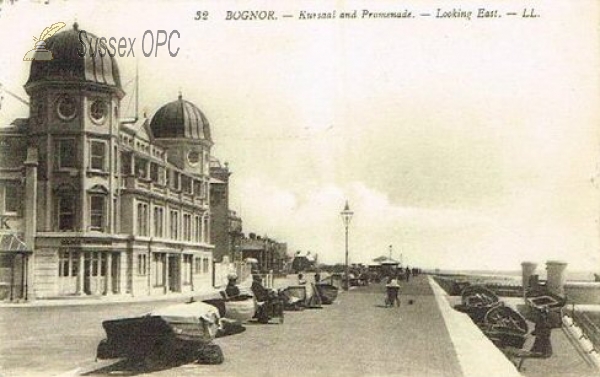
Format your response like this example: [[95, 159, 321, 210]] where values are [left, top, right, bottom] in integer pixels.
[[340, 201, 354, 291]]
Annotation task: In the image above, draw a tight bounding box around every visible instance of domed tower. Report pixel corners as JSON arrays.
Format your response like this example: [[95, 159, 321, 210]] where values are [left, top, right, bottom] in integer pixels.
[[24, 23, 124, 233], [149, 94, 213, 176]]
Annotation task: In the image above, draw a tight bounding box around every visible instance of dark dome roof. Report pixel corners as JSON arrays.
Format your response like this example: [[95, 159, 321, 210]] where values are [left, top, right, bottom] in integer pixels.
[[150, 95, 212, 141], [26, 23, 122, 94]]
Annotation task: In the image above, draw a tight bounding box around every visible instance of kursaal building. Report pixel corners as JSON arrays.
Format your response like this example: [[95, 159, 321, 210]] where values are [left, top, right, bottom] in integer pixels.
[[0, 24, 219, 301]]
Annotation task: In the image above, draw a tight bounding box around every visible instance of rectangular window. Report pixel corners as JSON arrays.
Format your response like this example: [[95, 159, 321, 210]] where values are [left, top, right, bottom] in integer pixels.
[[194, 216, 201, 242], [59, 250, 79, 277], [113, 198, 118, 233], [183, 213, 191, 241], [195, 257, 202, 274], [90, 141, 106, 171], [183, 255, 192, 284], [158, 167, 166, 186], [113, 146, 119, 175], [58, 139, 76, 169], [90, 195, 105, 231], [71, 252, 79, 276], [182, 175, 193, 194], [135, 157, 148, 179], [91, 252, 99, 276], [153, 206, 164, 237], [58, 196, 75, 231], [137, 254, 147, 275], [121, 151, 131, 176], [137, 202, 149, 236], [59, 251, 70, 277], [4, 183, 20, 214], [170, 210, 179, 240], [172, 172, 180, 191], [193, 181, 201, 197], [154, 253, 165, 286], [100, 253, 107, 276], [150, 163, 159, 183], [202, 216, 209, 243], [203, 258, 209, 274]]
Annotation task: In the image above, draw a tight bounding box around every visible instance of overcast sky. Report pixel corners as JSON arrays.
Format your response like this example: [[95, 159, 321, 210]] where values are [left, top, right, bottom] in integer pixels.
[[1, 0, 599, 271]]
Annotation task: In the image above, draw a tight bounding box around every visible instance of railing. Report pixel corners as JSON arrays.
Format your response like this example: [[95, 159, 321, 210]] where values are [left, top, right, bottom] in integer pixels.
[[571, 307, 600, 350], [562, 306, 600, 369]]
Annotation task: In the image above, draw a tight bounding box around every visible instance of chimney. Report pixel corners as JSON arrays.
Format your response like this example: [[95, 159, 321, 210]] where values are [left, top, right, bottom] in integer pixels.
[[546, 260, 567, 296], [521, 261, 537, 295]]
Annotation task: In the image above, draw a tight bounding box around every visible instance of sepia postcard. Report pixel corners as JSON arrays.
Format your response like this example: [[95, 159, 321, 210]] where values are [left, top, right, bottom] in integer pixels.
[[0, 0, 599, 376]]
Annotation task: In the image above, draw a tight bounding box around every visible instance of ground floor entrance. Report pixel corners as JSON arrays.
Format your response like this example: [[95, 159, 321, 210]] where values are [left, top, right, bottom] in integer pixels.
[[168, 254, 179, 292], [58, 250, 121, 296], [5, 238, 215, 299]]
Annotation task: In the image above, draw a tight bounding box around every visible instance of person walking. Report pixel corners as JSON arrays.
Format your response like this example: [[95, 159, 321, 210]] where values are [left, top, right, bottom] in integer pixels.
[[385, 277, 400, 307]]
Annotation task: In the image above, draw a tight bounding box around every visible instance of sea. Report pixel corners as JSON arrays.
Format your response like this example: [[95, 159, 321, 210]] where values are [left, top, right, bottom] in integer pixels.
[[430, 269, 597, 285]]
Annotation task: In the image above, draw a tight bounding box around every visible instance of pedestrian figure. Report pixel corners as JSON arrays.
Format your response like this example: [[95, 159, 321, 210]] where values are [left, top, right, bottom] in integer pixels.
[[251, 274, 271, 323], [314, 270, 321, 283], [224, 273, 240, 298], [405, 266, 411, 282], [530, 309, 553, 358], [298, 273, 307, 285], [385, 278, 400, 307]]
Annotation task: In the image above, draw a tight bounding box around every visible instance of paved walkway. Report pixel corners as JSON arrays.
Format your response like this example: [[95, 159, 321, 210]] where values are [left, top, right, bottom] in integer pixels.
[[192, 274, 521, 377], [0, 274, 546, 377], [136, 274, 467, 377]]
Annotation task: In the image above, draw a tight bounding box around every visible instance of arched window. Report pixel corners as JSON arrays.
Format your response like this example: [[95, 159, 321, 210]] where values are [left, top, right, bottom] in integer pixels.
[[88, 185, 108, 232]]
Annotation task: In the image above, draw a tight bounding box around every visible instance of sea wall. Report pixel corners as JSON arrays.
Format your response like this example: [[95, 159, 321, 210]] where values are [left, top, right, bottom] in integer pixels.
[[565, 282, 600, 305]]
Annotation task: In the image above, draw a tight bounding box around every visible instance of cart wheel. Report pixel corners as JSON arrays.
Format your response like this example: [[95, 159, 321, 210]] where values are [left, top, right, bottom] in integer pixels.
[[197, 344, 224, 365]]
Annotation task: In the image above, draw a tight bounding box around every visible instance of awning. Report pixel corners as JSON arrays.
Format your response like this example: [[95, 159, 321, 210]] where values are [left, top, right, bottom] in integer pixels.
[[0, 232, 29, 252], [210, 177, 225, 184]]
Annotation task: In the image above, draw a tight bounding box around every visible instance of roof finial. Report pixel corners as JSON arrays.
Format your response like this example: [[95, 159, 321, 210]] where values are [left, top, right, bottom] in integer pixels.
[[178, 90, 182, 100], [73, 21, 79, 31]]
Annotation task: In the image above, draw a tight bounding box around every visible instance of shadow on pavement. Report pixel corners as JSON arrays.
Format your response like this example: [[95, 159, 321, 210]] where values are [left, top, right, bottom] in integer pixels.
[[84, 353, 200, 376]]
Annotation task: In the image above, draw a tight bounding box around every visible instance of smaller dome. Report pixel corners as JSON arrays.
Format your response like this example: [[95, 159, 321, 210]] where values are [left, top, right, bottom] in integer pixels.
[[150, 95, 211, 141]]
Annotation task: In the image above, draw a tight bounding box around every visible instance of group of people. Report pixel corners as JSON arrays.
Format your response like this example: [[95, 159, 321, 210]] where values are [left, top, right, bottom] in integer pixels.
[[225, 272, 270, 301], [224, 272, 279, 323]]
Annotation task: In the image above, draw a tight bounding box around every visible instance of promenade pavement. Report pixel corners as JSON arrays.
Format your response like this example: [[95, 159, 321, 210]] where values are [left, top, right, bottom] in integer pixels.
[[124, 274, 521, 377], [120, 273, 467, 377], [8, 273, 586, 377]]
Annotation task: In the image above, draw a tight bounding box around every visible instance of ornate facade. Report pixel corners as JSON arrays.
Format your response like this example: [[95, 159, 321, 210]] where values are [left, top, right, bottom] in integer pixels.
[[0, 24, 216, 300]]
